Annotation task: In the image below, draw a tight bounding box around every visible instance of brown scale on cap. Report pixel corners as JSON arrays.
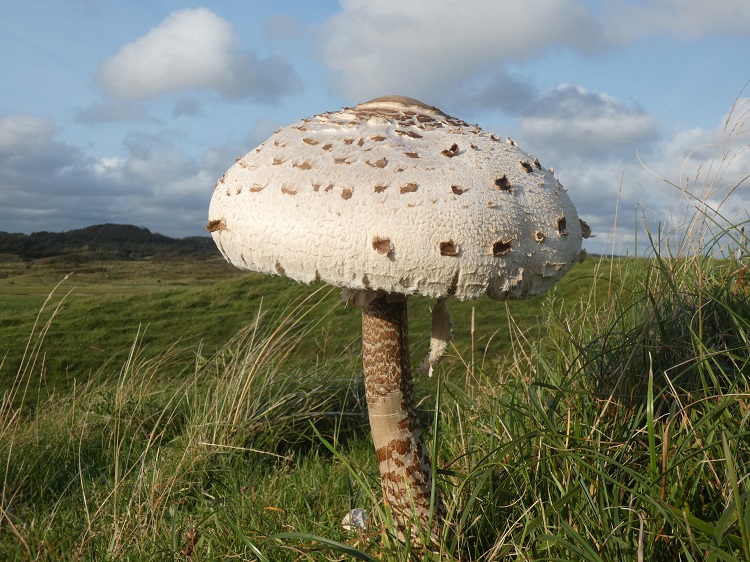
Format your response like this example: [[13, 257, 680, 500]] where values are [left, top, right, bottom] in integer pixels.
[[415, 114, 435, 123], [439, 240, 459, 256], [396, 129, 424, 139], [372, 236, 393, 256], [494, 175, 511, 191], [206, 219, 225, 233], [580, 219, 592, 239], [492, 240, 512, 256], [366, 157, 388, 168], [441, 143, 459, 157]]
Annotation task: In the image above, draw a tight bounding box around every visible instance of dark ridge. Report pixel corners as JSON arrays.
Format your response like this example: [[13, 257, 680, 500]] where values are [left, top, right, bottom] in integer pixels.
[[0, 224, 218, 261]]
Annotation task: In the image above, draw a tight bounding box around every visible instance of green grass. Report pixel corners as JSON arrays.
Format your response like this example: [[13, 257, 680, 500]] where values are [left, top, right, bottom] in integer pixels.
[[2, 99, 749, 561], [3, 246, 748, 561], [0, 252, 601, 406]]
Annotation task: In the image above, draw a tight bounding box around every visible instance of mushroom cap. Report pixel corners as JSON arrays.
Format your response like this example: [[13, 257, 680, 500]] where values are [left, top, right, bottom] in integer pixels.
[[208, 95, 585, 301]]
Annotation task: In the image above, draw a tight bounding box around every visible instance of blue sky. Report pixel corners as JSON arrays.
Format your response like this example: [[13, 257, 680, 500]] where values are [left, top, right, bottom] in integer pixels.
[[1, 0, 749, 255]]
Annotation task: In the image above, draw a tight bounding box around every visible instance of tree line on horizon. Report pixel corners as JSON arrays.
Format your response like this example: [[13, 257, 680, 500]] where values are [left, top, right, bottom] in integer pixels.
[[0, 223, 218, 261]]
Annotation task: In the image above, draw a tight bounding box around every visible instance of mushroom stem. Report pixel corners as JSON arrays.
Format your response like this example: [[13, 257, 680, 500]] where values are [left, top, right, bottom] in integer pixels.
[[361, 295, 444, 543]]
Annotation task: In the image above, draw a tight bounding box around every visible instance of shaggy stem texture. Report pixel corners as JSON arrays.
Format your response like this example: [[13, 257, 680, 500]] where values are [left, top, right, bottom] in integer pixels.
[[361, 296, 444, 544]]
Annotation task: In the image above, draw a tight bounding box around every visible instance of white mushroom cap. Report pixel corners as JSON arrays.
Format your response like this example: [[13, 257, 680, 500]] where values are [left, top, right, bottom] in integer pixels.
[[208, 95, 586, 302]]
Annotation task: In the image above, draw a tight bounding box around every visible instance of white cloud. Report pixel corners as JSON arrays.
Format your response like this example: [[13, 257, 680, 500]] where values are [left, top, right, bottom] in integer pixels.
[[604, 0, 750, 43], [321, 0, 750, 110], [0, 115, 57, 152], [555, 98, 750, 256], [0, 115, 84, 182], [456, 69, 538, 114], [517, 84, 659, 156], [92, 156, 126, 176], [322, 0, 605, 102], [96, 7, 301, 102], [521, 113, 657, 150], [0, 112, 222, 237]]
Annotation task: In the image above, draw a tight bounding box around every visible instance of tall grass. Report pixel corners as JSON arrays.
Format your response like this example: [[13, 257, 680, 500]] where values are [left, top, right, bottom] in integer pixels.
[[1, 286, 368, 559], [1, 98, 749, 560]]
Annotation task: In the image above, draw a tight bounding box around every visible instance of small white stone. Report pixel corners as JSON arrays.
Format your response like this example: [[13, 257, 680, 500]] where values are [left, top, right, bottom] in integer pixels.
[[341, 508, 369, 532]]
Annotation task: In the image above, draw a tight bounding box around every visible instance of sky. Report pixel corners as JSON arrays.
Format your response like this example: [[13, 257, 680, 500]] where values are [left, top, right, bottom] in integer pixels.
[[1, 0, 749, 256]]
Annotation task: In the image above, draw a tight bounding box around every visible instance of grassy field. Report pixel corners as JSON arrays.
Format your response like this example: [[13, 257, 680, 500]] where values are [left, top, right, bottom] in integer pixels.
[[3, 243, 749, 561], [2, 97, 750, 559], [0, 251, 603, 406]]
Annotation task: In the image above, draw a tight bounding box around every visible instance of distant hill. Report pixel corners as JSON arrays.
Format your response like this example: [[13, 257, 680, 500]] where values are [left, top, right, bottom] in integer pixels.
[[0, 224, 219, 261]]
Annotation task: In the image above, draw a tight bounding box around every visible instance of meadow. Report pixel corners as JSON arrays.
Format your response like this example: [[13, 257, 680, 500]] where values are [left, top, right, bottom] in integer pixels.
[[0, 252, 597, 407], [2, 104, 750, 560], [2, 237, 749, 561]]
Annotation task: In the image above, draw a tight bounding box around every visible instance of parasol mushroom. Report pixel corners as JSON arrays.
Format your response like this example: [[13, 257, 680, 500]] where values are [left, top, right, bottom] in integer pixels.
[[207, 95, 588, 544]]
